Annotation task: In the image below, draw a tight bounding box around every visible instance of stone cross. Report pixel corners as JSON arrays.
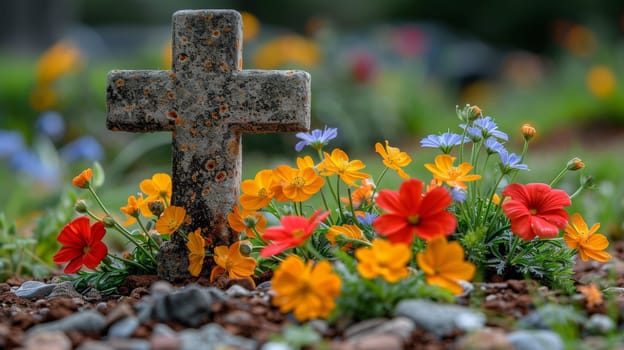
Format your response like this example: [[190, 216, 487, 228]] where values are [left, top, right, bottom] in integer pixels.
[[106, 9, 310, 281]]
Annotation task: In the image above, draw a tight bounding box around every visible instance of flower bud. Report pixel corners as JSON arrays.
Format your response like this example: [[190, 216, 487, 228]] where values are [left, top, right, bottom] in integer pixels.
[[74, 200, 88, 213], [521, 124, 536, 141], [102, 216, 116, 228], [581, 175, 595, 189], [456, 104, 482, 122], [148, 201, 164, 217], [72, 168, 93, 189], [567, 157, 585, 171], [239, 240, 253, 257]]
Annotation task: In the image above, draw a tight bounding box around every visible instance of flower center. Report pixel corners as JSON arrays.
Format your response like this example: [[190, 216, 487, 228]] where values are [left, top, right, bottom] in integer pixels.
[[407, 215, 420, 225], [293, 176, 306, 188], [447, 167, 461, 179], [529, 208, 538, 215], [293, 229, 305, 238], [258, 188, 268, 198]]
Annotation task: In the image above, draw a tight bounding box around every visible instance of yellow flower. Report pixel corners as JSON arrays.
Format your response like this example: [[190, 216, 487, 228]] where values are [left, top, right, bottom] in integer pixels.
[[577, 283, 603, 309], [187, 229, 205, 277], [121, 194, 145, 226], [227, 204, 267, 238], [253, 35, 320, 69], [341, 178, 375, 209], [155, 206, 186, 235], [326, 224, 368, 251], [240, 169, 274, 210], [209, 241, 257, 286], [296, 155, 316, 169], [35, 40, 82, 85], [271, 255, 341, 321], [72, 168, 93, 189], [586, 65, 616, 99], [417, 236, 476, 295], [375, 140, 412, 179], [318, 148, 369, 186], [355, 239, 410, 283], [424, 154, 481, 190], [241, 11, 260, 41], [564, 213, 611, 263], [139, 173, 172, 216], [271, 164, 324, 202]]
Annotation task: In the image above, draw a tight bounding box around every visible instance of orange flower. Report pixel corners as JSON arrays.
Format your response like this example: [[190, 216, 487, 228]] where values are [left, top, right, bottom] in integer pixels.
[[240, 169, 275, 210], [139, 173, 172, 216], [355, 239, 410, 283], [241, 11, 260, 41], [424, 154, 481, 190], [564, 213, 611, 263], [297, 155, 316, 169], [577, 283, 604, 308], [341, 178, 375, 209], [35, 40, 82, 85], [120, 194, 145, 226], [155, 206, 186, 235], [72, 168, 93, 189], [253, 34, 320, 69], [375, 140, 412, 179], [187, 228, 205, 277], [271, 164, 324, 202], [271, 255, 341, 321], [228, 204, 267, 238], [209, 241, 257, 286], [326, 224, 368, 251], [521, 123, 536, 140], [416, 236, 476, 295], [318, 148, 369, 186]]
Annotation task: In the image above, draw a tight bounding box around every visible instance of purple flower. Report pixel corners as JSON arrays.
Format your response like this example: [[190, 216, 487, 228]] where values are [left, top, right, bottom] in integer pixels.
[[420, 131, 466, 153], [10, 149, 59, 185], [60, 136, 104, 162], [484, 138, 506, 155], [461, 117, 508, 142], [499, 149, 529, 172], [36, 111, 65, 141], [357, 212, 378, 226], [450, 187, 467, 203], [0, 130, 25, 158], [295, 126, 338, 152]]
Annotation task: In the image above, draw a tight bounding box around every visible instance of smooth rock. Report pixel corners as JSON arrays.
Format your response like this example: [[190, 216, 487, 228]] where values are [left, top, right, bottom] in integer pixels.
[[349, 333, 403, 350], [107, 316, 140, 338], [150, 280, 174, 297], [225, 284, 252, 297], [585, 314, 615, 334], [148, 285, 227, 327], [75, 341, 114, 350], [107, 338, 150, 350], [28, 310, 107, 334], [344, 318, 388, 339], [14, 281, 56, 300], [152, 323, 177, 337], [150, 333, 182, 350], [179, 323, 256, 350], [507, 330, 564, 350], [23, 331, 72, 350], [46, 281, 82, 300], [105, 303, 135, 325], [257, 281, 272, 291], [455, 327, 514, 350], [394, 299, 485, 337], [260, 342, 294, 350]]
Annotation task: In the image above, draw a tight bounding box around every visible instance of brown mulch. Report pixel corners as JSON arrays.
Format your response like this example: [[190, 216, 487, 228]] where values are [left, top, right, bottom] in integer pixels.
[[2, 243, 624, 350]]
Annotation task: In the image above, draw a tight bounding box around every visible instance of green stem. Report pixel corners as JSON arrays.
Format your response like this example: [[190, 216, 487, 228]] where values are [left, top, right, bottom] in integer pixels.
[[107, 253, 150, 271], [549, 167, 569, 187], [87, 184, 112, 217]]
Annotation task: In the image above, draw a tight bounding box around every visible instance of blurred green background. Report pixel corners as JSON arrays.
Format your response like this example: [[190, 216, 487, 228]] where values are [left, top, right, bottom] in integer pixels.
[[1, 0, 623, 278]]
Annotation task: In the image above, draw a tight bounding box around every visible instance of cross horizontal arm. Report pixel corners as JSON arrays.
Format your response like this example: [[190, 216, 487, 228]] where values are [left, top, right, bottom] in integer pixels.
[[228, 70, 311, 132], [106, 70, 175, 132]]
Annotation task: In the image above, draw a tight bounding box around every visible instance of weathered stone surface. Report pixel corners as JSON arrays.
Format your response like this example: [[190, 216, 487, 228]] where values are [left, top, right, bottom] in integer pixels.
[[106, 9, 311, 281]]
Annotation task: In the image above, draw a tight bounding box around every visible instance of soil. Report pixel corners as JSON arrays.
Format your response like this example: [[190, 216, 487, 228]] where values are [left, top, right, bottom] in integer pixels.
[[2, 243, 624, 350]]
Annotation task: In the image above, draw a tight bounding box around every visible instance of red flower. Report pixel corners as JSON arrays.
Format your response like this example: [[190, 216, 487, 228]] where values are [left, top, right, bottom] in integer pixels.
[[53, 216, 108, 273], [373, 179, 456, 244], [501, 183, 571, 240], [260, 209, 329, 257]]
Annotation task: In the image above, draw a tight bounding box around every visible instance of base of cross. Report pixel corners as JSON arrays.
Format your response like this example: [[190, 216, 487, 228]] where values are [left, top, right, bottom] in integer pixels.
[[157, 239, 192, 281]]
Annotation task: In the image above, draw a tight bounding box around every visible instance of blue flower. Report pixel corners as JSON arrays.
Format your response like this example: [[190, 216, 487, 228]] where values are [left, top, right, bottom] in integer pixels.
[[461, 117, 508, 142], [0, 130, 25, 158], [10, 149, 59, 185], [60, 136, 104, 162], [420, 131, 466, 153], [357, 212, 378, 226], [499, 149, 529, 172], [450, 187, 467, 203], [484, 138, 506, 155], [295, 126, 338, 152], [35, 111, 65, 141]]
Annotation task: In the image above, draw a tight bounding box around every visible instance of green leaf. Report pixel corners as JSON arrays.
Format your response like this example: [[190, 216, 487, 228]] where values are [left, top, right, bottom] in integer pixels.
[[92, 161, 106, 188]]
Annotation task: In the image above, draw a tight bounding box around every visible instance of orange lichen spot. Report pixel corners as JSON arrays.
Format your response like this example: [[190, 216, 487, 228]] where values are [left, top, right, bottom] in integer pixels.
[[238, 57, 243, 70], [169, 72, 176, 78], [220, 104, 229, 113], [236, 40, 240, 49], [227, 138, 239, 155], [180, 144, 188, 152], [116, 79, 124, 87], [168, 111, 179, 119], [216, 171, 227, 182], [167, 92, 175, 100], [225, 25, 232, 33], [184, 216, 192, 225], [190, 145, 197, 151], [181, 37, 189, 43], [179, 53, 189, 62], [215, 96, 225, 103], [190, 128, 199, 136], [204, 120, 212, 127], [287, 71, 294, 76], [205, 159, 217, 171], [212, 30, 220, 37], [143, 89, 150, 96], [203, 187, 211, 196], [191, 192, 197, 201], [192, 174, 198, 182], [219, 61, 228, 71], [211, 111, 220, 119], [205, 61, 213, 69]]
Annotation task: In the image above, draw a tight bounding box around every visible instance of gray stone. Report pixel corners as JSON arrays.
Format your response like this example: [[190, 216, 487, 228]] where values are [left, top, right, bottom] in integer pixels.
[[147, 285, 227, 327], [107, 316, 140, 338], [28, 310, 106, 334], [394, 299, 485, 337], [585, 314, 616, 334], [151, 323, 177, 337], [344, 317, 414, 342], [150, 280, 174, 297], [507, 330, 564, 350], [106, 9, 311, 282], [349, 333, 403, 350], [23, 331, 72, 350], [14, 281, 56, 299], [75, 341, 114, 350], [179, 323, 256, 350], [106, 338, 151, 350], [105, 303, 135, 325], [225, 284, 252, 297], [46, 281, 82, 300], [260, 342, 294, 350], [455, 327, 514, 350]]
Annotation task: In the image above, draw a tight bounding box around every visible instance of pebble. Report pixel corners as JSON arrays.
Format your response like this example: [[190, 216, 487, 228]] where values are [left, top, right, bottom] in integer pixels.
[[75, 341, 114, 350], [106, 303, 135, 325], [585, 314, 615, 334], [145, 285, 227, 327], [150, 333, 182, 350], [225, 284, 252, 297], [507, 330, 564, 350], [28, 310, 107, 334], [107, 316, 140, 338], [23, 330, 72, 350], [394, 299, 485, 337], [179, 323, 256, 350], [46, 281, 82, 300], [349, 333, 404, 350], [14, 281, 56, 300], [150, 280, 174, 297], [455, 327, 514, 350], [260, 342, 294, 350]]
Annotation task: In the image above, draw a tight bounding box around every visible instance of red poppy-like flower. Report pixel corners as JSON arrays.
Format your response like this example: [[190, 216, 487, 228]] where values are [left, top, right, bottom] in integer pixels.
[[260, 209, 330, 257], [53, 216, 108, 273], [501, 183, 571, 240], [373, 179, 456, 244]]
